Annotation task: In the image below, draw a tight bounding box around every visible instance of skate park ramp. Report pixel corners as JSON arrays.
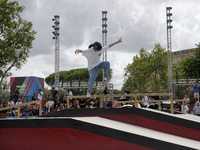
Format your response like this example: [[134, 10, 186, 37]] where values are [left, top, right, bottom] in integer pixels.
[[0, 108, 200, 150]]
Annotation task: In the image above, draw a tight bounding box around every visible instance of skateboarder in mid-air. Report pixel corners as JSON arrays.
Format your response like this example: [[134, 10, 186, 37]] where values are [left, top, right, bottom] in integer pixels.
[[75, 38, 122, 97]]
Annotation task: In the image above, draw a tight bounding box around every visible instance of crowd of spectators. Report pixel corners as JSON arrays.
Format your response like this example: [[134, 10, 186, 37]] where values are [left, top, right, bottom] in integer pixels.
[[0, 81, 199, 117]]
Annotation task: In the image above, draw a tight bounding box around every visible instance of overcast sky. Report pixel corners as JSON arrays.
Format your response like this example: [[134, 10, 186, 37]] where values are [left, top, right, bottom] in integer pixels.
[[9, 0, 200, 90]]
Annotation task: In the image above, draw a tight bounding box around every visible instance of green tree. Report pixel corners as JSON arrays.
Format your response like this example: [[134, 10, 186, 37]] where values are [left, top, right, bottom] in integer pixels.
[[123, 43, 168, 93], [0, 0, 36, 85], [45, 68, 113, 86], [174, 43, 200, 79]]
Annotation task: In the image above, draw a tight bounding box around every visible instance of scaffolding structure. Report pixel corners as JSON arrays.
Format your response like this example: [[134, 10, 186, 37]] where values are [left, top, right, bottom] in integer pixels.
[[102, 11, 108, 61], [52, 15, 60, 90], [166, 7, 173, 93]]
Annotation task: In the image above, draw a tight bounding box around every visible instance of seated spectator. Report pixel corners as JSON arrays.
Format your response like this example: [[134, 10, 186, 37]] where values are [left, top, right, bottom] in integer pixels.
[[57, 98, 66, 111], [7, 99, 14, 113], [60, 97, 67, 109], [174, 101, 181, 111], [22, 106, 31, 116], [193, 101, 200, 116], [102, 99, 107, 108], [117, 103, 123, 108], [32, 103, 39, 116], [183, 94, 190, 105], [79, 98, 86, 108], [71, 99, 80, 109], [14, 99, 23, 114], [16, 99, 22, 105], [90, 101, 94, 108], [107, 100, 113, 108], [45, 98, 54, 113], [93, 100, 99, 108]]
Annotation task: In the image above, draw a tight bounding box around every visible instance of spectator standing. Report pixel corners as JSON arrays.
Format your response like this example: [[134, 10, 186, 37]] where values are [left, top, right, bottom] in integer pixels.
[[193, 81, 199, 102], [142, 96, 149, 108], [103, 86, 109, 101], [184, 102, 189, 114], [193, 101, 200, 116], [37, 89, 43, 100], [32, 93, 36, 101], [124, 85, 130, 100], [13, 88, 19, 104], [0, 99, 7, 113], [67, 89, 73, 102], [183, 94, 190, 105], [124, 85, 130, 94], [2, 99, 7, 108], [52, 87, 59, 102]]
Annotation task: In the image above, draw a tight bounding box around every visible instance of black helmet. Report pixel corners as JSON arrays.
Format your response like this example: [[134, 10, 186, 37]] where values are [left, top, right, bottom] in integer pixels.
[[93, 42, 102, 51], [91, 41, 102, 51]]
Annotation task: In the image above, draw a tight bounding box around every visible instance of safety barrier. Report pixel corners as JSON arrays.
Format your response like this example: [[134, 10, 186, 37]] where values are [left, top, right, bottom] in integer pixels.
[[0, 100, 42, 118], [67, 93, 185, 114]]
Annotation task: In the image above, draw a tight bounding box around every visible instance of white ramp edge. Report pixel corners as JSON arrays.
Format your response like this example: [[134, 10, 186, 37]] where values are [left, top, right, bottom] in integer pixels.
[[140, 108, 200, 123], [72, 116, 200, 149]]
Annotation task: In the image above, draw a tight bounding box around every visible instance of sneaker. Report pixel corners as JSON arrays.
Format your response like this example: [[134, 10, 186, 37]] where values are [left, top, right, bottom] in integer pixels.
[[86, 92, 91, 97], [103, 77, 108, 82]]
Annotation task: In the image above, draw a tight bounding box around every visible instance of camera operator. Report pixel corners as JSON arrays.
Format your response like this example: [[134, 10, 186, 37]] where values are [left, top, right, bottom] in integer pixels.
[[37, 89, 43, 100]]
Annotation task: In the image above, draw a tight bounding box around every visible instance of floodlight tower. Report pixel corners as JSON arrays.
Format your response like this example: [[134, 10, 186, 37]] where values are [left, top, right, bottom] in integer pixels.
[[102, 11, 108, 82], [102, 11, 108, 61], [166, 7, 173, 93], [52, 15, 60, 90]]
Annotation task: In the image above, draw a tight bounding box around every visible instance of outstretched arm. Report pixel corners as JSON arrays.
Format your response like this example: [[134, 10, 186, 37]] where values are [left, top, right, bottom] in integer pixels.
[[75, 49, 82, 54], [109, 38, 122, 48]]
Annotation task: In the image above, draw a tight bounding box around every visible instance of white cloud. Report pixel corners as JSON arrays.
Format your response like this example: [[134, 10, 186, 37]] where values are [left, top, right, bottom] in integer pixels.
[[8, 0, 200, 90]]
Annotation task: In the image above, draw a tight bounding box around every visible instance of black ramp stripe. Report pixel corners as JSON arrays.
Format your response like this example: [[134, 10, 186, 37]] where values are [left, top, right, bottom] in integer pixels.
[[69, 119, 197, 150], [0, 118, 197, 150]]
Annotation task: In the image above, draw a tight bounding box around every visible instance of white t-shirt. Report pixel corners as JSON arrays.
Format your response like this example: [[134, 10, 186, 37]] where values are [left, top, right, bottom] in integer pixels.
[[8, 101, 14, 106], [142, 96, 149, 107], [82, 46, 109, 70], [47, 101, 54, 107], [183, 97, 190, 103], [16, 101, 22, 105], [37, 91, 43, 100], [68, 91, 73, 96]]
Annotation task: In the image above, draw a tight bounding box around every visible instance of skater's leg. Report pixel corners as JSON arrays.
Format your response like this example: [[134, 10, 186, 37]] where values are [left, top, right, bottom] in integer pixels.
[[87, 67, 98, 93], [98, 61, 110, 78]]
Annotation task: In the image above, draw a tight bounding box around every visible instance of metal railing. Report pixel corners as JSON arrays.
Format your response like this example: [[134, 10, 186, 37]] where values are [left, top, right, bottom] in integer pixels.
[[0, 100, 42, 118], [67, 93, 185, 114]]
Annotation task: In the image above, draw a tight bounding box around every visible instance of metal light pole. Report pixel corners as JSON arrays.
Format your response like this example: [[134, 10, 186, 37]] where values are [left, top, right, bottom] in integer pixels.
[[102, 11, 108, 82], [102, 11, 108, 61], [166, 7, 173, 93], [52, 15, 60, 90]]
